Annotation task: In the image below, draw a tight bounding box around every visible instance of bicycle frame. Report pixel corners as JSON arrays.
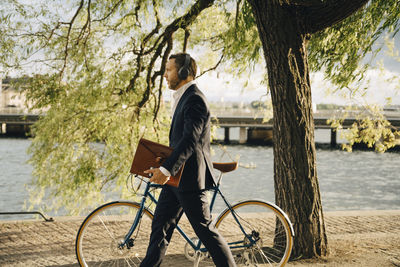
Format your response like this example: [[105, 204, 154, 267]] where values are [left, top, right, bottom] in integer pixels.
[[122, 175, 258, 253]]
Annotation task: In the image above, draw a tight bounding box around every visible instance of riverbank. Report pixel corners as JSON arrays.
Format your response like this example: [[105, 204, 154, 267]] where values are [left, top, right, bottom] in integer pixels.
[[1, 210, 399, 266]]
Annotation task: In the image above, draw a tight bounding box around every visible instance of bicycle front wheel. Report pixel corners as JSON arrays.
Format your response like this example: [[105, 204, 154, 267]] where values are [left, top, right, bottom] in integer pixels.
[[75, 201, 153, 267], [215, 200, 294, 267]]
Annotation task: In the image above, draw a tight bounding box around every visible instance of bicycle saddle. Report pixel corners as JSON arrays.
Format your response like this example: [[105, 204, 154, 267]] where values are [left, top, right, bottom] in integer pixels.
[[212, 162, 238, 173]]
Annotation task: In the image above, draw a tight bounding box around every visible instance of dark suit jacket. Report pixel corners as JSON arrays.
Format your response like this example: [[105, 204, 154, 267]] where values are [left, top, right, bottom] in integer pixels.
[[162, 84, 216, 191]]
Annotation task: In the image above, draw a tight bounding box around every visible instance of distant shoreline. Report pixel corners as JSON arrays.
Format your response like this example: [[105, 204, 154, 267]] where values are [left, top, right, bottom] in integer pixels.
[[211, 139, 400, 152]]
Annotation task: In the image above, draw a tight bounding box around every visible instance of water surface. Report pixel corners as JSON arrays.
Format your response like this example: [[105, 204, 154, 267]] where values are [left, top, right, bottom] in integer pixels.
[[1, 138, 399, 220]]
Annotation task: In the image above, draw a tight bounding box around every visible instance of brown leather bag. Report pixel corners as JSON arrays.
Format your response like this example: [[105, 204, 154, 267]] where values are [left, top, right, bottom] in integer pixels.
[[130, 138, 183, 187]]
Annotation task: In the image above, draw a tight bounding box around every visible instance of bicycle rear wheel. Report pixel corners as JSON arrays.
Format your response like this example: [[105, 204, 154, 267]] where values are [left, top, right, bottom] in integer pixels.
[[75, 201, 153, 267], [215, 200, 294, 267]]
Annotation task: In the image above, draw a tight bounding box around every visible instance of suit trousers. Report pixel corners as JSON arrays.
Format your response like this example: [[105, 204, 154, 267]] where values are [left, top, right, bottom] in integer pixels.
[[140, 185, 236, 267]]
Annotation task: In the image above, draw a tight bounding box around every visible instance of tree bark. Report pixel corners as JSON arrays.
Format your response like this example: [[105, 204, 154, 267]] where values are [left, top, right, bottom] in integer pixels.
[[248, 0, 328, 258]]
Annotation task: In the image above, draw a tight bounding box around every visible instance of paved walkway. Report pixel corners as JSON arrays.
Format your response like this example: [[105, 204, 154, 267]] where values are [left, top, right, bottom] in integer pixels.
[[1, 210, 399, 266]]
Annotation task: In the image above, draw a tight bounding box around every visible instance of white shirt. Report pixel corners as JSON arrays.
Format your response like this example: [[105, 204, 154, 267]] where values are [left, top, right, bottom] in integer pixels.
[[171, 80, 196, 116], [160, 80, 197, 178]]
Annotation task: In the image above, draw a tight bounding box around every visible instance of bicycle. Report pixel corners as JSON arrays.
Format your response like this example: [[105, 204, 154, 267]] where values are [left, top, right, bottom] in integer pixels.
[[75, 162, 294, 266]]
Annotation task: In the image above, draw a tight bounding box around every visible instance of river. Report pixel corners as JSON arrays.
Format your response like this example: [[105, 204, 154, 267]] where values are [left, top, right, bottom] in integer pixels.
[[0, 136, 399, 220]]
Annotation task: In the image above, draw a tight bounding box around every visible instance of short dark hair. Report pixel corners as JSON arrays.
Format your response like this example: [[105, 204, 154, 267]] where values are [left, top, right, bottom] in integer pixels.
[[169, 53, 197, 79]]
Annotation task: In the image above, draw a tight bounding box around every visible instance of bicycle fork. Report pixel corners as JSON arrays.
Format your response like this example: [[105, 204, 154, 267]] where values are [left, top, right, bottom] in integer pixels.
[[120, 183, 156, 250]]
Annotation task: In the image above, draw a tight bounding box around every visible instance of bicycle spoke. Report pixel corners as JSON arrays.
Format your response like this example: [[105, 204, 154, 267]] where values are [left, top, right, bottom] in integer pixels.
[[122, 256, 133, 267], [255, 243, 274, 266], [76, 201, 153, 267], [97, 213, 117, 242], [215, 200, 293, 267], [130, 255, 141, 267]]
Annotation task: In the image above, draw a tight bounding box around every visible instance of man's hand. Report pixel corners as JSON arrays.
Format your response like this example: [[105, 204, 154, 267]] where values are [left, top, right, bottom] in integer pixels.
[[144, 168, 170, 185]]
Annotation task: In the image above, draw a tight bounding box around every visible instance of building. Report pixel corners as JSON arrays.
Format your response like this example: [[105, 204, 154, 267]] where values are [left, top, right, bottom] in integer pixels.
[[0, 77, 33, 136], [0, 77, 29, 113]]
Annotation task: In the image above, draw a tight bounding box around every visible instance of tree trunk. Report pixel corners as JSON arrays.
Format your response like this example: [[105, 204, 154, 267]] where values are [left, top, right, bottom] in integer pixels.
[[248, 0, 328, 259]]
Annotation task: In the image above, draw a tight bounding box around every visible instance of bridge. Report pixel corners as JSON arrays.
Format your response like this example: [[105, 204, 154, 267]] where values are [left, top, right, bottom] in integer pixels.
[[213, 107, 400, 145], [0, 112, 40, 136], [1, 109, 400, 146], [211, 112, 400, 146]]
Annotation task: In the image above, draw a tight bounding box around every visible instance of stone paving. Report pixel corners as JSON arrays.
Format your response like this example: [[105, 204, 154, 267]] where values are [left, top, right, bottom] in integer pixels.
[[1, 210, 400, 267]]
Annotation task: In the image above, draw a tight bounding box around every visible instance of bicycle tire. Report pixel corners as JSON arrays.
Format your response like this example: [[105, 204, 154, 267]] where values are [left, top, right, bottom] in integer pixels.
[[75, 201, 153, 267], [214, 200, 294, 267]]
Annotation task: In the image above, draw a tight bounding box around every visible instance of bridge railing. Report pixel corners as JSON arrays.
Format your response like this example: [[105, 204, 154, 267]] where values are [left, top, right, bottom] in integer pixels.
[[0, 107, 41, 115]]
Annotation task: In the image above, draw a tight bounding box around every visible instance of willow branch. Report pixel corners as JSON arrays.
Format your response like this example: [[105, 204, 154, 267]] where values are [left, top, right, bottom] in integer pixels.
[[126, 51, 143, 93], [134, 2, 142, 27], [278, 0, 325, 6], [47, 22, 61, 41], [126, 1, 162, 92], [83, 25, 91, 71], [93, 0, 123, 22], [235, 0, 241, 31], [153, 38, 173, 122], [163, 0, 214, 34], [132, 35, 163, 56], [183, 29, 190, 53], [304, 0, 369, 34], [131, 0, 215, 108], [138, 34, 168, 109], [76, 0, 91, 46], [60, 0, 85, 77], [197, 53, 224, 78]]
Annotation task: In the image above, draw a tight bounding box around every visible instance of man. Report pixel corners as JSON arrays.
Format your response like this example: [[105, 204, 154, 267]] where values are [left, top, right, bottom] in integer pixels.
[[140, 53, 236, 267]]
